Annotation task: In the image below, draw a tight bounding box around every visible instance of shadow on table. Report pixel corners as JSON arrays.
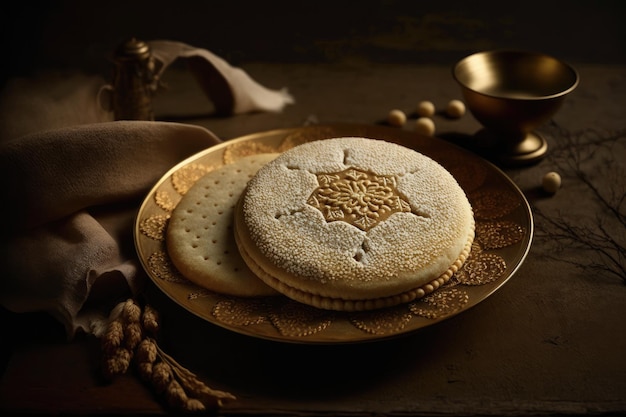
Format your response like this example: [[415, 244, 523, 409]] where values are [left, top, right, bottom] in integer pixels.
[[147, 285, 467, 402]]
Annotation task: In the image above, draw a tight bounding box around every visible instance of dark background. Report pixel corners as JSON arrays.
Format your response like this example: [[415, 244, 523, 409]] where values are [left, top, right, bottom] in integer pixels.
[[1, 2, 625, 414], [1, 0, 625, 85]]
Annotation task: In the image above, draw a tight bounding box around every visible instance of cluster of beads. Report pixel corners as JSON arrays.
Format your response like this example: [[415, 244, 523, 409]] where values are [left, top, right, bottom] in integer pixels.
[[386, 99, 466, 135]]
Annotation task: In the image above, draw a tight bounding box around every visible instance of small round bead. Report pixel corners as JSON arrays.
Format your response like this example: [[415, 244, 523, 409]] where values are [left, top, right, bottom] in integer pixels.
[[417, 100, 435, 117], [542, 171, 562, 194], [415, 117, 435, 136], [446, 99, 466, 118], [387, 109, 407, 127]]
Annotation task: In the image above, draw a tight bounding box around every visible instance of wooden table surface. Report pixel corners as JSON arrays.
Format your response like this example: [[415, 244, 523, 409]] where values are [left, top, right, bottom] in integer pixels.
[[1, 61, 625, 416]]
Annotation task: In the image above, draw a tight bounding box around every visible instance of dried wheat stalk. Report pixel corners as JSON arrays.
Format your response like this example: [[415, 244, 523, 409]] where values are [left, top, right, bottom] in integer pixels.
[[100, 299, 236, 412]]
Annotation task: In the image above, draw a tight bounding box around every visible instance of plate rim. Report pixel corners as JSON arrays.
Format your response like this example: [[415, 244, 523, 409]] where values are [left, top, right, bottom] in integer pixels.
[[134, 123, 534, 344]]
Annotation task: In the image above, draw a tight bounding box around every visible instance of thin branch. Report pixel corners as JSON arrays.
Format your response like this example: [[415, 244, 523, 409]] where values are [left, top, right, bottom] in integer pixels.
[[532, 125, 626, 283]]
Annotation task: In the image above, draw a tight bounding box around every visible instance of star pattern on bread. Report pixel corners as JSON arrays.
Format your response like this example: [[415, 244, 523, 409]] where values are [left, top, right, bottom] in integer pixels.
[[307, 168, 412, 231]]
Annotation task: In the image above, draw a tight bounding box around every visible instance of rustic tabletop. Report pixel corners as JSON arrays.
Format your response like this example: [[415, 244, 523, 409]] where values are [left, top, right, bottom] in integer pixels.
[[1, 61, 625, 416], [2, 1, 625, 415]]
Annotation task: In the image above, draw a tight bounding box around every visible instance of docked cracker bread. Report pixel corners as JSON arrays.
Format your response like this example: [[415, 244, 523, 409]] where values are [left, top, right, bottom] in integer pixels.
[[235, 137, 475, 311], [166, 153, 280, 297]]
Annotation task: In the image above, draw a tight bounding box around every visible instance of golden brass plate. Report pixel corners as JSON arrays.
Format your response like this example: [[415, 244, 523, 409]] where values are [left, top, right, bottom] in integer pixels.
[[134, 124, 533, 344]]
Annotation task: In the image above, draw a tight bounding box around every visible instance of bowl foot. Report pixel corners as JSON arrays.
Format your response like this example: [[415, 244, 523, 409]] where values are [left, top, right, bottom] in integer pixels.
[[472, 129, 548, 166]]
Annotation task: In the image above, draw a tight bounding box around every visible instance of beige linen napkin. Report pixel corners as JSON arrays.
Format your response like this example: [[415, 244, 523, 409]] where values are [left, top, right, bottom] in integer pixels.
[[0, 121, 220, 336], [148, 40, 294, 115], [0, 40, 293, 337]]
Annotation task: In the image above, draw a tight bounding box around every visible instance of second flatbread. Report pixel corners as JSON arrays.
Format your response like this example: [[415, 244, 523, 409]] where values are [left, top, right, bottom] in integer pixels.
[[166, 153, 280, 297]]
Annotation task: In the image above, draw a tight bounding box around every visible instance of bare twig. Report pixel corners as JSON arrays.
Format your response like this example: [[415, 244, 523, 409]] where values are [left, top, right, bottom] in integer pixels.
[[533, 124, 626, 283]]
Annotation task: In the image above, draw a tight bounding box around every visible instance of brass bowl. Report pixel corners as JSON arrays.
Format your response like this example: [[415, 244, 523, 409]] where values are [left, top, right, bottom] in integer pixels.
[[453, 50, 579, 165]]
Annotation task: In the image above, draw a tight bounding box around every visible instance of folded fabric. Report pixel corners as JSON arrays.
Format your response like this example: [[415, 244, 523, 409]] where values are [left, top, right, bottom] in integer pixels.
[[0, 121, 220, 336], [148, 40, 295, 115], [0, 39, 294, 337]]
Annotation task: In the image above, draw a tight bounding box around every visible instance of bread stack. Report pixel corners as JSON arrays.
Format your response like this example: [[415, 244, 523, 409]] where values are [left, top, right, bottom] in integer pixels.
[[167, 137, 474, 311]]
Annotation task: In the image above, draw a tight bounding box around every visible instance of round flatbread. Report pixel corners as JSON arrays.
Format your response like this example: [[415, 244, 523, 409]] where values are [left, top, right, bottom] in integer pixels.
[[235, 137, 474, 310], [166, 153, 280, 297]]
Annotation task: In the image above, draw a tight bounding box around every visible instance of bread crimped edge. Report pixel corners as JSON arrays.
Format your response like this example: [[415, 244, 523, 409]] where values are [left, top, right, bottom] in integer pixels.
[[234, 192, 475, 311]]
